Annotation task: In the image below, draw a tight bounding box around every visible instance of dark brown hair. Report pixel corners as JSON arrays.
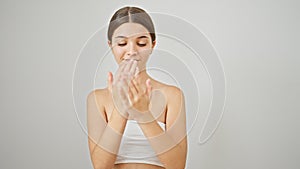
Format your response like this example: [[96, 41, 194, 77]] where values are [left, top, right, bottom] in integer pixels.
[[107, 6, 156, 43]]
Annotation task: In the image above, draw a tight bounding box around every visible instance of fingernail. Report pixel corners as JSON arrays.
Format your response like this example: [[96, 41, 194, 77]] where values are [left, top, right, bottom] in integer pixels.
[[147, 79, 151, 85], [135, 68, 139, 76]]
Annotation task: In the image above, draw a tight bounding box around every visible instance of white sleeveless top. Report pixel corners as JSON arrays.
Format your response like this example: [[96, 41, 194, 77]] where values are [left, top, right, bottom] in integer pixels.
[[114, 120, 166, 167]]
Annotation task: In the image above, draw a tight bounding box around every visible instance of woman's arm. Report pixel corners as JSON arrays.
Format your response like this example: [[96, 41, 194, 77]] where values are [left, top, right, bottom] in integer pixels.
[[87, 89, 127, 169], [138, 87, 188, 169]]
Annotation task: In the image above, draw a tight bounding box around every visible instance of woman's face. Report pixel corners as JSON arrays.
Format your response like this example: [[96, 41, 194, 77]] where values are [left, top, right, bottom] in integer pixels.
[[108, 22, 156, 70]]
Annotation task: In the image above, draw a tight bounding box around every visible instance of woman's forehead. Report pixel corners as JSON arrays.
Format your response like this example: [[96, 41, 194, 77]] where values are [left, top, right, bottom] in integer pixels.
[[113, 23, 151, 39]]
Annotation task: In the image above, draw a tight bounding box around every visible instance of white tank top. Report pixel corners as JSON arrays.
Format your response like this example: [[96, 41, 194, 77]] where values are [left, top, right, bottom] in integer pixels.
[[114, 120, 166, 167]]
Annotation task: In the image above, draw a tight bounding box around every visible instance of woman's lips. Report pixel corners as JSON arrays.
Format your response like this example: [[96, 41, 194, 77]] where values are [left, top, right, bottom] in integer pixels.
[[124, 59, 140, 61]]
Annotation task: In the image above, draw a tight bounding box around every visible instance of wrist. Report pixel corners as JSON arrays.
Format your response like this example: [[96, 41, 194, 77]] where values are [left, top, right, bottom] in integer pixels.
[[109, 108, 128, 123], [128, 108, 156, 124]]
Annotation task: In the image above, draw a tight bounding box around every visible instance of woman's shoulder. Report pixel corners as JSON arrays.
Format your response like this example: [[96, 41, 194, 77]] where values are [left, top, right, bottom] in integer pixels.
[[164, 85, 184, 101], [152, 80, 183, 98], [87, 87, 110, 101]]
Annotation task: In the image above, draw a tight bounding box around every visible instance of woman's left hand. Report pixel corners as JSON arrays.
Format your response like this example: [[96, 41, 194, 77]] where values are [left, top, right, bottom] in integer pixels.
[[126, 77, 152, 113]]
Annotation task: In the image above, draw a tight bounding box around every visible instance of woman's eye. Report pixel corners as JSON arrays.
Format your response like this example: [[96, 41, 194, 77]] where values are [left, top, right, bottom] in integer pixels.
[[138, 43, 147, 47], [117, 43, 146, 47], [118, 43, 126, 46]]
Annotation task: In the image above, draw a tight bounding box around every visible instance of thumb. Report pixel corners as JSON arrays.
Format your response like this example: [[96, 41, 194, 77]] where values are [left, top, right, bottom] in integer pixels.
[[146, 78, 152, 97], [107, 72, 113, 93]]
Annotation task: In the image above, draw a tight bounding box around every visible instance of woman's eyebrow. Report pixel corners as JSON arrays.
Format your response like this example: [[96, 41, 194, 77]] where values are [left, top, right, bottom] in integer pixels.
[[115, 36, 127, 39], [114, 35, 149, 39], [137, 35, 148, 39]]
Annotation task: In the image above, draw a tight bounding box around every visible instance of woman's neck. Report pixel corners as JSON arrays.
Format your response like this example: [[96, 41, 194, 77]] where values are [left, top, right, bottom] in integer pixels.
[[135, 70, 151, 85]]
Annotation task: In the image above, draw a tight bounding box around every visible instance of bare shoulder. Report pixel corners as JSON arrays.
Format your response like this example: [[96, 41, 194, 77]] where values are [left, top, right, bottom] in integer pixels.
[[86, 88, 110, 122], [151, 78, 180, 92], [86, 87, 110, 104], [164, 85, 183, 95], [151, 79, 184, 103], [157, 83, 186, 129], [157, 83, 184, 101]]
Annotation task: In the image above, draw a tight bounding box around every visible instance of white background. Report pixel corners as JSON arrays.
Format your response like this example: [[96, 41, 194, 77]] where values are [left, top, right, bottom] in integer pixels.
[[0, 0, 299, 169]]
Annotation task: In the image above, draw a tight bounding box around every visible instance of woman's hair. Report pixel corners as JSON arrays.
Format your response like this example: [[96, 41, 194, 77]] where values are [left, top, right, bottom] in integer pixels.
[[107, 6, 156, 43]]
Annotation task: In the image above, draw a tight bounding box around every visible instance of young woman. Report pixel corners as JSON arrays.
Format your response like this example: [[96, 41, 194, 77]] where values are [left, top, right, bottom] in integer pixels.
[[87, 6, 187, 169]]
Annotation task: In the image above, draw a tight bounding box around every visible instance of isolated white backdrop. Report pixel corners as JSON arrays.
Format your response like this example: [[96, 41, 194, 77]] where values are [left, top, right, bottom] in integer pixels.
[[0, 0, 299, 169]]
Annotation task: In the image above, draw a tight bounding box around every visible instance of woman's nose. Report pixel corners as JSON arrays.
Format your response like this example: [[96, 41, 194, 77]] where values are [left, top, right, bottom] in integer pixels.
[[125, 42, 138, 59]]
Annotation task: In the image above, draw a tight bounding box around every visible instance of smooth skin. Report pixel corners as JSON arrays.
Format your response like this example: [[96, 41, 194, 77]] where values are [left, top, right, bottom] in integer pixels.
[[87, 23, 187, 169]]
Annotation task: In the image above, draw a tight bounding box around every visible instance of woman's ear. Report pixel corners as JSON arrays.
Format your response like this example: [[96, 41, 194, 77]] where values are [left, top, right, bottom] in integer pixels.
[[108, 40, 112, 48], [152, 40, 156, 49]]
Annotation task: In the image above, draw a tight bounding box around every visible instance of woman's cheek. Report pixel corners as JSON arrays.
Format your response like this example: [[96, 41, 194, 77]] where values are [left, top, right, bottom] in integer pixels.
[[140, 49, 152, 59], [113, 48, 125, 63]]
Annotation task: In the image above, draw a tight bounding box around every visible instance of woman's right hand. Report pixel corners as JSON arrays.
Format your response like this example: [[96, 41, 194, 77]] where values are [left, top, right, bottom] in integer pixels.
[[107, 59, 138, 119]]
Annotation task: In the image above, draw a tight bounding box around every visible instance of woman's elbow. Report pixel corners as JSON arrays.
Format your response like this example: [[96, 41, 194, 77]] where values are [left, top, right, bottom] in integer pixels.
[[164, 160, 186, 169], [91, 157, 114, 169], [92, 163, 114, 169]]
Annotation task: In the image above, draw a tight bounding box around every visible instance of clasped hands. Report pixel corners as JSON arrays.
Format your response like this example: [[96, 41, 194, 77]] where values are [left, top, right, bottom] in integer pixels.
[[108, 59, 154, 123]]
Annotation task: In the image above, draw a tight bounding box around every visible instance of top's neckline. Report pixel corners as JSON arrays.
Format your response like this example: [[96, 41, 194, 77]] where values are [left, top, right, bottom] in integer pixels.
[[127, 119, 166, 126]]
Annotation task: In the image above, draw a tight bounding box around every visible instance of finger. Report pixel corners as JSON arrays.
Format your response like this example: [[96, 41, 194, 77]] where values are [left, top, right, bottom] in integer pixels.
[[129, 60, 138, 77], [134, 66, 139, 77], [129, 79, 138, 97], [118, 88, 128, 109], [107, 72, 113, 93], [116, 61, 126, 75], [123, 59, 134, 74], [115, 62, 127, 83], [128, 86, 134, 102], [123, 60, 136, 83], [116, 60, 132, 84], [146, 79, 152, 97], [121, 77, 129, 88], [132, 78, 140, 93], [119, 87, 128, 101], [119, 77, 129, 94], [119, 84, 131, 108]]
